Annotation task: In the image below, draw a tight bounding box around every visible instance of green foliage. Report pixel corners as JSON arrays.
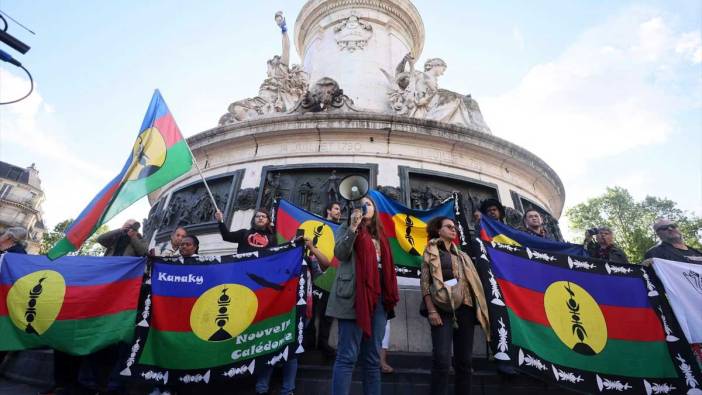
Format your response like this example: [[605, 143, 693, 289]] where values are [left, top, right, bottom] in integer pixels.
[[566, 187, 702, 263], [40, 219, 108, 256]]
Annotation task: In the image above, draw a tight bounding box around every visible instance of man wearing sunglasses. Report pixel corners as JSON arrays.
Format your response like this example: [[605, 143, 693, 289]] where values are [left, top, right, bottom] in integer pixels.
[[644, 218, 702, 263]]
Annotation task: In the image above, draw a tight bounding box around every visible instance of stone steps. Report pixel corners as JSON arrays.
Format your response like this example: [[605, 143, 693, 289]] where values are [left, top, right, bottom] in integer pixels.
[[1, 350, 571, 394]]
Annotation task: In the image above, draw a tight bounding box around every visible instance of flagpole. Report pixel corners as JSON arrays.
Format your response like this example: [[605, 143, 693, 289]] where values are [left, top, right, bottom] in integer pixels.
[[183, 138, 220, 213]]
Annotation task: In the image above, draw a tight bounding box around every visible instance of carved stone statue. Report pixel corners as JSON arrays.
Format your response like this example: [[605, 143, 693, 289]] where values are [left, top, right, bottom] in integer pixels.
[[262, 172, 281, 209], [233, 188, 259, 211], [324, 170, 341, 203], [377, 186, 401, 202], [334, 14, 373, 52], [219, 11, 309, 125], [291, 77, 358, 113], [380, 53, 492, 133]]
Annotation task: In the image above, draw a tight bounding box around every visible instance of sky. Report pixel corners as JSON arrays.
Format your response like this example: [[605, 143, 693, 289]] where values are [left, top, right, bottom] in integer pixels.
[[0, 0, 700, 242]]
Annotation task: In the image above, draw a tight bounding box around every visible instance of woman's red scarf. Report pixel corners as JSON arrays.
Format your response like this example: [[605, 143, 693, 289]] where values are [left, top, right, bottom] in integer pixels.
[[354, 225, 399, 339]]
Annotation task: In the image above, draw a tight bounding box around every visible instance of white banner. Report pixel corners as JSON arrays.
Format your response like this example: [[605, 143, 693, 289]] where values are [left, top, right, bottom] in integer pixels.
[[652, 258, 702, 343]]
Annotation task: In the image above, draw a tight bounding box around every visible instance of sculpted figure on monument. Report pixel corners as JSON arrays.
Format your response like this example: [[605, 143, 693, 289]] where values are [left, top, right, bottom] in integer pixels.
[[333, 13, 373, 52], [219, 11, 309, 125], [233, 188, 259, 211], [324, 170, 341, 203], [291, 77, 358, 113], [381, 53, 492, 133]]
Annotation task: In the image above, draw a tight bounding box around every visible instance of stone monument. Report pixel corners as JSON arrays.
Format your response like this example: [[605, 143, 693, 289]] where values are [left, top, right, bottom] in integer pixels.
[[145, 0, 566, 354]]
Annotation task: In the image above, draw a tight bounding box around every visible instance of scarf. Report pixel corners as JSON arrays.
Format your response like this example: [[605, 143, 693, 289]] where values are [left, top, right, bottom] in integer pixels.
[[354, 225, 399, 339]]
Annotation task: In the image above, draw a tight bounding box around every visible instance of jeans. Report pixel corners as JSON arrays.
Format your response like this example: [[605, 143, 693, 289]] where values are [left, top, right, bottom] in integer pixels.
[[331, 297, 387, 395], [255, 357, 298, 395], [430, 305, 476, 395]]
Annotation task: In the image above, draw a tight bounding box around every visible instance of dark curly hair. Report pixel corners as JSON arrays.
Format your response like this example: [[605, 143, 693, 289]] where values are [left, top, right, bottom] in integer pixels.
[[426, 216, 454, 241], [182, 235, 200, 254]]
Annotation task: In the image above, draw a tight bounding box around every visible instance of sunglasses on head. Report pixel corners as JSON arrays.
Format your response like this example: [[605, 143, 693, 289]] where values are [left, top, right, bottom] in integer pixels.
[[658, 224, 677, 231]]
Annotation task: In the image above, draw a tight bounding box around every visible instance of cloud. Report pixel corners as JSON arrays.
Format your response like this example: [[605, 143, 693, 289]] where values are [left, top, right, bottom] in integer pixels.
[[676, 31, 702, 64], [0, 69, 110, 180], [481, 7, 702, 183], [0, 69, 115, 228]]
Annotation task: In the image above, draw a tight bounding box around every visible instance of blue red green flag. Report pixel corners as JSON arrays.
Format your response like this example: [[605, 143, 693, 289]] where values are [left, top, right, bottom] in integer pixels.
[[119, 246, 305, 385], [0, 253, 145, 355], [476, 239, 702, 394], [273, 199, 340, 291], [479, 215, 586, 256], [370, 190, 468, 278], [48, 90, 192, 259]]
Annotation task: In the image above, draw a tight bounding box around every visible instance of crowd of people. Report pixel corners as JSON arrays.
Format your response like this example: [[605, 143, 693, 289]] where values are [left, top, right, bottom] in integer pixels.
[[0, 193, 699, 395]]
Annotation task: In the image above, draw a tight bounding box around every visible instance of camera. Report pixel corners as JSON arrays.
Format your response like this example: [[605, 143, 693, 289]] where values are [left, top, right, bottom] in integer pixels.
[[123, 222, 141, 234], [586, 227, 599, 236]]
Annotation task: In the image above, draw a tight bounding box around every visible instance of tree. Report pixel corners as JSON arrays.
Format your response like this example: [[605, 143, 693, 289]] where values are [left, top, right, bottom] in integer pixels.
[[40, 219, 109, 256], [566, 187, 702, 263]]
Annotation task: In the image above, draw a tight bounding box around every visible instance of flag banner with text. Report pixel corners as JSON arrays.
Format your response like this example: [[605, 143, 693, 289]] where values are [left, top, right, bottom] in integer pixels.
[[120, 245, 306, 385], [475, 239, 702, 394], [48, 90, 192, 259], [273, 199, 340, 292], [652, 258, 702, 344], [370, 190, 470, 278], [479, 216, 587, 257], [0, 253, 145, 355]]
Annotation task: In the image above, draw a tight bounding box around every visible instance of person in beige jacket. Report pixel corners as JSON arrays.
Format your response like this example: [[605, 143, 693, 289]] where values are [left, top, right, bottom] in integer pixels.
[[420, 216, 490, 395]]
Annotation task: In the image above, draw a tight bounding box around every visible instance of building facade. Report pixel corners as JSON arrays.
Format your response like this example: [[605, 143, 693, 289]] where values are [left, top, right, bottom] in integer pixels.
[[0, 162, 46, 254]]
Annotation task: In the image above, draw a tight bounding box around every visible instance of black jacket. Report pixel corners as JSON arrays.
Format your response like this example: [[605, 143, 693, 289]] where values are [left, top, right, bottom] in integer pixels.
[[218, 222, 277, 254]]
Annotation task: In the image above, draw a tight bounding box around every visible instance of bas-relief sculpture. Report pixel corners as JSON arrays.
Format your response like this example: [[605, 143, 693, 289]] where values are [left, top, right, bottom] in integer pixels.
[[333, 14, 373, 52], [219, 12, 309, 125], [381, 54, 492, 133], [260, 168, 371, 216], [154, 177, 234, 238]]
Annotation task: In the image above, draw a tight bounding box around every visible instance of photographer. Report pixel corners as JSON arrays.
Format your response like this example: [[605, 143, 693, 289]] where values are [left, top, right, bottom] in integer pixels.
[[73, 219, 149, 394], [97, 219, 148, 257], [584, 226, 628, 264]]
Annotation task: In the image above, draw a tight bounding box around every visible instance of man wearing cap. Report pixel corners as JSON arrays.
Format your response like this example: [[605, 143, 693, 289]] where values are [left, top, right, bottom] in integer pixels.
[[0, 227, 28, 255], [475, 198, 506, 223], [644, 218, 702, 264], [584, 227, 629, 264]]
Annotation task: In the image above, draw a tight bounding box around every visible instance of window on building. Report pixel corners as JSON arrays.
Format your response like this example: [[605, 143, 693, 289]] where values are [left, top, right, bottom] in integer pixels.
[[0, 184, 12, 199], [7, 168, 22, 181]]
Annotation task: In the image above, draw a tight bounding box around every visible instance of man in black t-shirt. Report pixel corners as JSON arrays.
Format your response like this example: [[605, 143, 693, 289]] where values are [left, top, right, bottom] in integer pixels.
[[645, 218, 702, 264], [215, 208, 277, 253]]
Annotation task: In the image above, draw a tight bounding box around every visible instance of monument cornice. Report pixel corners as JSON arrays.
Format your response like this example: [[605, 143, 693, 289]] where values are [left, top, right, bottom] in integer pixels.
[[189, 112, 565, 213], [294, 0, 425, 59]]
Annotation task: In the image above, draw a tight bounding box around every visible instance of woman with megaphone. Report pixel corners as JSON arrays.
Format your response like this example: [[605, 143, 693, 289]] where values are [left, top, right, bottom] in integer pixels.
[[326, 194, 399, 395]]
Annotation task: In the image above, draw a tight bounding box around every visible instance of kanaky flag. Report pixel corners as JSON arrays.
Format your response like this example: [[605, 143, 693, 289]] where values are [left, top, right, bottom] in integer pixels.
[[478, 240, 702, 394], [274, 199, 340, 291], [369, 189, 456, 278], [0, 253, 145, 354], [121, 247, 304, 383], [48, 90, 192, 259], [479, 215, 587, 257]]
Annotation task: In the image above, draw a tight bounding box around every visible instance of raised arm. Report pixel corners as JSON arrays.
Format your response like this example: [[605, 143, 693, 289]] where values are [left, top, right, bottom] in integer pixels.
[[275, 11, 290, 66]]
